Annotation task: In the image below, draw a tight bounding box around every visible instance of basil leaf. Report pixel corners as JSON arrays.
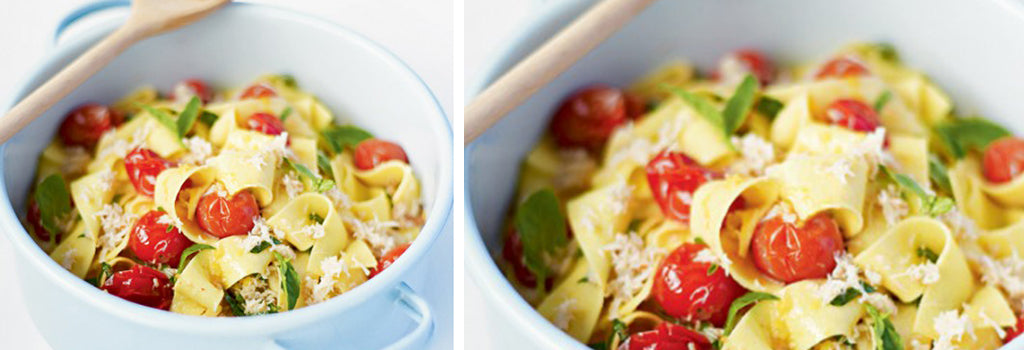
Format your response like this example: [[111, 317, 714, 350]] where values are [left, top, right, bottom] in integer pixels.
[[755, 96, 784, 120], [671, 87, 725, 131], [199, 111, 219, 126], [321, 125, 373, 153], [224, 291, 247, 316], [917, 246, 939, 263], [874, 42, 900, 62], [178, 243, 215, 270], [280, 106, 292, 121], [138, 104, 179, 138], [514, 189, 568, 285], [308, 213, 325, 225], [866, 304, 903, 350], [707, 263, 719, 276], [278, 74, 297, 88], [317, 151, 334, 179], [250, 241, 272, 254], [87, 262, 113, 287], [284, 158, 335, 193], [176, 97, 201, 137], [874, 91, 892, 112], [934, 117, 1010, 159], [879, 165, 953, 216], [929, 156, 953, 195], [830, 282, 876, 306], [725, 292, 779, 335], [721, 75, 759, 135], [274, 252, 300, 310], [34, 174, 72, 236]]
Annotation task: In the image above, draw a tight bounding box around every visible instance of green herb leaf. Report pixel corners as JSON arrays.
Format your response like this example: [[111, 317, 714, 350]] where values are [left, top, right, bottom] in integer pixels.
[[721, 75, 759, 135], [874, 43, 900, 62], [317, 151, 335, 179], [669, 87, 725, 133], [934, 117, 1011, 159], [874, 91, 893, 112], [178, 243, 215, 270], [626, 219, 642, 233], [830, 282, 877, 306], [308, 213, 325, 225], [284, 158, 335, 193], [176, 97, 201, 137], [93, 262, 112, 287], [514, 189, 568, 285], [928, 156, 953, 195], [866, 304, 903, 350], [165, 224, 174, 233], [274, 252, 300, 310], [138, 104, 179, 137], [199, 111, 220, 126], [279, 74, 297, 87], [250, 237, 282, 254], [280, 107, 292, 121], [707, 263, 719, 276], [879, 165, 954, 216], [321, 125, 373, 153], [755, 96, 784, 120], [725, 292, 779, 335], [34, 174, 72, 236], [224, 291, 247, 316], [917, 246, 939, 263], [578, 276, 589, 284], [694, 237, 707, 246]]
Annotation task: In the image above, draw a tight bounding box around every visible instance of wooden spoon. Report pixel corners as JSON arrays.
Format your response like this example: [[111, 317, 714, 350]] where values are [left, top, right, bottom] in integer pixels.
[[0, 0, 231, 144], [464, 0, 658, 145]]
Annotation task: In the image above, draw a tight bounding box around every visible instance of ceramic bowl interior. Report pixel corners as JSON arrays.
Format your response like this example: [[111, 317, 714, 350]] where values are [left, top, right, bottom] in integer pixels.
[[467, 0, 1024, 348]]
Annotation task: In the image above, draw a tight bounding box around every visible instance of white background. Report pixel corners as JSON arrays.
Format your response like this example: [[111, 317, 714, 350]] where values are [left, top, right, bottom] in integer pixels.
[[0, 0, 453, 349]]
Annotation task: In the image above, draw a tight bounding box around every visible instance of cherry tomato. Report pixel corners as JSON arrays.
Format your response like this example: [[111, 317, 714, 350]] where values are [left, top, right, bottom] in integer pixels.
[[983, 137, 1024, 184], [714, 49, 776, 86], [354, 139, 409, 170], [823, 99, 881, 132], [128, 211, 192, 267], [124, 148, 174, 197], [195, 190, 260, 238], [549, 85, 632, 151], [172, 79, 213, 104], [502, 228, 538, 288], [101, 265, 174, 310], [58, 103, 122, 148], [815, 57, 870, 80], [622, 322, 712, 350], [1006, 315, 1024, 342], [624, 92, 647, 120], [750, 212, 845, 283], [27, 199, 55, 242], [245, 112, 285, 136], [369, 243, 411, 278], [240, 83, 276, 99], [646, 151, 718, 224], [652, 243, 747, 327]]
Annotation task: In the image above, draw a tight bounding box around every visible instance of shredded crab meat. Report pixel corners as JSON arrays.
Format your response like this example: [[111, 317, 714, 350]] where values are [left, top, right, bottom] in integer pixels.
[[877, 185, 908, 226], [180, 137, 213, 165], [281, 173, 304, 198], [95, 203, 137, 260], [602, 232, 660, 320], [552, 298, 577, 331], [346, 216, 400, 256], [728, 134, 776, 176], [932, 310, 975, 350]]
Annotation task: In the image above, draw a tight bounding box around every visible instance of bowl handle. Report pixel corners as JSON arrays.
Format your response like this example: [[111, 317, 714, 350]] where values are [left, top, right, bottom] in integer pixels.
[[53, 0, 131, 44], [264, 282, 434, 350]]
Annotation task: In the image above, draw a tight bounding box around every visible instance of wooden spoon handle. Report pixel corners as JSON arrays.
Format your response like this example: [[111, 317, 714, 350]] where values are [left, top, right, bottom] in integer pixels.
[[0, 24, 144, 144], [464, 0, 657, 145]]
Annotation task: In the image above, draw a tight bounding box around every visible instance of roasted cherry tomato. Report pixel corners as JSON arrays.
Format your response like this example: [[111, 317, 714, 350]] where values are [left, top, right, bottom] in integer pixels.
[[240, 83, 276, 99], [713, 49, 775, 86], [195, 190, 260, 238], [58, 103, 122, 148], [124, 148, 174, 197], [27, 199, 55, 242], [751, 212, 845, 283], [646, 151, 718, 224], [354, 139, 409, 170], [128, 211, 192, 267], [823, 99, 881, 132], [369, 243, 411, 278], [101, 265, 174, 310], [622, 322, 712, 350], [652, 243, 747, 327], [549, 85, 634, 151], [172, 78, 214, 104], [983, 137, 1024, 184], [502, 228, 538, 288], [1006, 315, 1024, 342], [815, 56, 870, 80], [245, 112, 286, 136]]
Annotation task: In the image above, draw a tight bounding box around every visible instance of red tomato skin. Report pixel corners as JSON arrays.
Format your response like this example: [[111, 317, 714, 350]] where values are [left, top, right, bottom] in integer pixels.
[[983, 137, 1024, 184], [750, 212, 845, 283], [549, 85, 631, 151], [502, 229, 538, 288], [645, 151, 718, 224], [245, 112, 286, 136], [369, 243, 412, 278], [713, 49, 776, 86], [824, 99, 881, 132], [58, 104, 122, 148], [354, 139, 410, 170], [815, 57, 870, 79], [1006, 315, 1024, 342], [124, 148, 174, 197], [195, 190, 260, 238], [624, 322, 712, 350], [128, 211, 192, 267], [240, 83, 276, 99], [652, 243, 748, 327], [101, 265, 174, 310], [27, 199, 55, 242], [173, 79, 214, 104]]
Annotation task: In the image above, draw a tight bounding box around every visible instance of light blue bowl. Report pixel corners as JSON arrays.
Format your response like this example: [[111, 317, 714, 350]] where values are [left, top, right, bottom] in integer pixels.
[[466, 0, 1024, 348], [1, 2, 452, 350]]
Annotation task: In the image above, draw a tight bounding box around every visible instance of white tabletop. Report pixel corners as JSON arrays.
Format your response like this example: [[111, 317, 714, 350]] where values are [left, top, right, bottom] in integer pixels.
[[0, 1, 453, 349]]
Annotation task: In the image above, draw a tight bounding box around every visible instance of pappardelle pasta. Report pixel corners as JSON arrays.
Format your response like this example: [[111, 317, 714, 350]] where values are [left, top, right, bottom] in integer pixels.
[[26, 76, 424, 316], [500, 44, 1024, 349]]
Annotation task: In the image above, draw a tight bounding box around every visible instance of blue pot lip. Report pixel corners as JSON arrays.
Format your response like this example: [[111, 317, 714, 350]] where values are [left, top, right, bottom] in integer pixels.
[[0, 2, 453, 335], [463, 0, 1024, 349]]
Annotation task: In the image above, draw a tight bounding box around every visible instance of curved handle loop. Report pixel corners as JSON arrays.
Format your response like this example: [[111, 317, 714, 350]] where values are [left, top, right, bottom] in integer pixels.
[[54, 0, 131, 44], [381, 282, 435, 350]]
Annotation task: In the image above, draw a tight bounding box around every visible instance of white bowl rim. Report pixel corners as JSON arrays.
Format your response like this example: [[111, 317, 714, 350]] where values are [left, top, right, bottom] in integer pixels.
[[0, 2, 453, 336], [463, 0, 1024, 349]]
